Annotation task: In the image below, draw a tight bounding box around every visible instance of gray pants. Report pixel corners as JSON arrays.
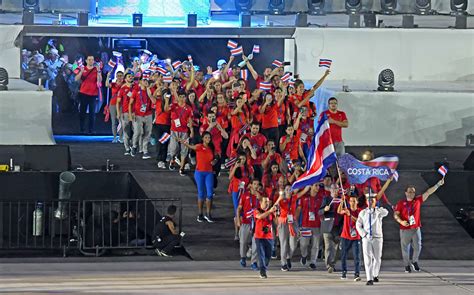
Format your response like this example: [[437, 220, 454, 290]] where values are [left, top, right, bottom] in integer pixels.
[[323, 232, 340, 269], [167, 131, 189, 161], [239, 223, 258, 264], [334, 141, 345, 157], [121, 113, 133, 151], [132, 115, 153, 153], [400, 228, 422, 266], [362, 237, 383, 281], [109, 105, 122, 139], [278, 222, 298, 266], [299, 227, 321, 265]]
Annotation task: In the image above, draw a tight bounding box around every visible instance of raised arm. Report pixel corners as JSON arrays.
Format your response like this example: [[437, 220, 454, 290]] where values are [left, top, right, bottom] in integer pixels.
[[422, 178, 444, 202]]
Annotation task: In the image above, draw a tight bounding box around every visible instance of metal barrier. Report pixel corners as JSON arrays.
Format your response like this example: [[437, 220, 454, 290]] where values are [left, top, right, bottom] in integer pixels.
[[0, 198, 182, 256]]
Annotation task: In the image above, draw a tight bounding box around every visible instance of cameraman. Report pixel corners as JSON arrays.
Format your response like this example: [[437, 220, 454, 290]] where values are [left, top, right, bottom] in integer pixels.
[[154, 205, 181, 257]]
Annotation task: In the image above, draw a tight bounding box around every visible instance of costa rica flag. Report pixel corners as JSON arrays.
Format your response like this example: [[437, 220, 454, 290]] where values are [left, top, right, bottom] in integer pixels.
[[240, 69, 248, 80], [281, 72, 291, 82], [230, 46, 243, 56], [172, 60, 182, 70], [227, 39, 238, 49], [159, 132, 171, 144], [163, 75, 173, 83], [252, 45, 260, 54], [156, 66, 168, 75], [300, 229, 313, 237], [272, 59, 283, 68], [319, 58, 333, 68], [438, 165, 448, 177], [259, 81, 272, 91], [108, 58, 116, 68]]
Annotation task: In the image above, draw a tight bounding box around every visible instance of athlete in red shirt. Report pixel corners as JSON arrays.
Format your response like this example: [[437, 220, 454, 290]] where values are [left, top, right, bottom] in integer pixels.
[[321, 97, 348, 156], [254, 197, 278, 279], [394, 178, 445, 273], [115, 73, 134, 155], [105, 70, 124, 143]]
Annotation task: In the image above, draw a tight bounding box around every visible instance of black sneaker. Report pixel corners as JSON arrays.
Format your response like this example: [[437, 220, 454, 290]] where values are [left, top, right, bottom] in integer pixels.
[[281, 265, 289, 271], [197, 214, 204, 222], [366, 280, 374, 286], [341, 271, 347, 279], [373, 277, 379, 282], [168, 161, 176, 171], [412, 262, 421, 272], [260, 271, 267, 279], [130, 147, 137, 157], [405, 265, 412, 273], [300, 256, 307, 266], [309, 263, 316, 270], [354, 274, 361, 281], [179, 169, 186, 176], [271, 250, 277, 259], [287, 259, 292, 270], [124, 149, 131, 156]]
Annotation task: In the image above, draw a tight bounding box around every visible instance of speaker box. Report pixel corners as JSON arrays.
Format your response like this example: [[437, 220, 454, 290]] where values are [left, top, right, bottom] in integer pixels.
[[464, 151, 474, 171], [402, 15, 415, 28], [239, 12, 251, 27], [349, 14, 360, 28], [23, 145, 71, 172], [187, 13, 197, 27], [22, 9, 34, 25], [77, 12, 89, 26], [455, 15, 467, 29], [295, 12, 308, 27], [363, 13, 376, 27]]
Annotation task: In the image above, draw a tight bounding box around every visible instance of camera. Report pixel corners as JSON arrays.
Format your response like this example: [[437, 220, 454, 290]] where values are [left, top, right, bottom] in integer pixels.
[[210, 117, 216, 123], [262, 226, 270, 234]]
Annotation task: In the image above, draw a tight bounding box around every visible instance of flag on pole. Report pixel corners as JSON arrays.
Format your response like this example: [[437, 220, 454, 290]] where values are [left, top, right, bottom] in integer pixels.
[[230, 46, 243, 56], [272, 59, 283, 68], [291, 114, 337, 190], [319, 58, 333, 68], [362, 155, 399, 170], [240, 69, 248, 80], [159, 132, 171, 144], [239, 123, 249, 135], [108, 58, 116, 68], [438, 165, 448, 177], [259, 81, 272, 91], [172, 60, 182, 70], [227, 39, 238, 49], [288, 79, 295, 87], [225, 157, 238, 169], [252, 45, 260, 54], [163, 75, 173, 83], [281, 72, 292, 82], [156, 66, 168, 75]]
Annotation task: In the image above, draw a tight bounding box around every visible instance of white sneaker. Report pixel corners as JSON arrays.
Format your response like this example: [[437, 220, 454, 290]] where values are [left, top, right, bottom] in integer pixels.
[[190, 156, 196, 166], [184, 163, 191, 170], [174, 156, 181, 166], [157, 161, 166, 169]]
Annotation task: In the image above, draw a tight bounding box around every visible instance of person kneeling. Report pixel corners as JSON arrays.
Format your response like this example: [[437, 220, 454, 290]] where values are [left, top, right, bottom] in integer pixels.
[[153, 205, 181, 257]]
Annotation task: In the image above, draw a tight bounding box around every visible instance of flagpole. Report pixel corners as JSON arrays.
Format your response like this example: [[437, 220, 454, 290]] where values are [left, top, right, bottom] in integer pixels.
[[335, 160, 347, 209]]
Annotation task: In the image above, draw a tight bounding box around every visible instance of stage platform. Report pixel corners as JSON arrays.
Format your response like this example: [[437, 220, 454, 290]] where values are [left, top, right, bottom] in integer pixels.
[[0, 260, 472, 294], [0, 79, 55, 145]]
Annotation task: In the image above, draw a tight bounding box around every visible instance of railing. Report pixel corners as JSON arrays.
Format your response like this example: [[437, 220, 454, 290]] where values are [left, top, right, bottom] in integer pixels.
[[0, 198, 182, 256]]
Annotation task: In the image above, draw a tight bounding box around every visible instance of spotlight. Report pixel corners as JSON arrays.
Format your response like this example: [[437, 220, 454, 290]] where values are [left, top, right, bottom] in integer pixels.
[[345, 0, 361, 14], [308, 0, 325, 15], [132, 13, 143, 27], [381, 0, 397, 15], [0, 68, 8, 91], [268, 0, 285, 15], [23, 0, 39, 12], [378, 69, 395, 91], [451, 0, 468, 15], [235, 0, 253, 13], [415, 0, 431, 15]]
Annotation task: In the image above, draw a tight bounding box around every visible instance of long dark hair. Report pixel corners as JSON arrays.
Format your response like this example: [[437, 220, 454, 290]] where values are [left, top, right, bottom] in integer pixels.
[[201, 131, 215, 154]]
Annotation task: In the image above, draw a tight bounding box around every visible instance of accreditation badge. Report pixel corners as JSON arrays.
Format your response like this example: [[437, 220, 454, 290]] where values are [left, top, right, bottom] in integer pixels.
[[408, 215, 416, 226], [287, 214, 294, 224], [174, 118, 181, 128], [140, 104, 147, 113], [350, 228, 357, 238], [308, 211, 316, 221]]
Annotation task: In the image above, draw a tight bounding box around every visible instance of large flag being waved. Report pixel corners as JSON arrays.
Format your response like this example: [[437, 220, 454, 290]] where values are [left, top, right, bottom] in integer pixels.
[[338, 154, 396, 184], [291, 114, 337, 190]]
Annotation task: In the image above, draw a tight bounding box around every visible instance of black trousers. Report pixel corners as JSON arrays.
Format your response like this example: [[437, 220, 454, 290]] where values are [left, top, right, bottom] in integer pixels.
[[152, 124, 171, 162], [78, 93, 97, 133], [157, 234, 181, 254]]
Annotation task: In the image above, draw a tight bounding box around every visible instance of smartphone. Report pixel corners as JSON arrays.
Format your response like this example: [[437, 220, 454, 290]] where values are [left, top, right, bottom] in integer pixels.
[[283, 61, 291, 66]]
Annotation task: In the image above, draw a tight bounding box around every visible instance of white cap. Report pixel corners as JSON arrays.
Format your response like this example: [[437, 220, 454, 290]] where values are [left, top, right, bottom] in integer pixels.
[[50, 49, 59, 56], [143, 49, 152, 56], [217, 59, 227, 69]]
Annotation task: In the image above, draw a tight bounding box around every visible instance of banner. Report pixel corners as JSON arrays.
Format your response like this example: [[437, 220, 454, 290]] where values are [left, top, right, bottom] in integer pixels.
[[338, 154, 394, 184]]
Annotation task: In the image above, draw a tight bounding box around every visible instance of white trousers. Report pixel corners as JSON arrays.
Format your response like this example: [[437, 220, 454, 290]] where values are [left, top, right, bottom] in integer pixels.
[[362, 237, 383, 281]]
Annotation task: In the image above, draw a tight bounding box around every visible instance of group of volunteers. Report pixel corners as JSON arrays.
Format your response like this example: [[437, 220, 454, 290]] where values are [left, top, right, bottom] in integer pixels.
[[75, 46, 446, 283]]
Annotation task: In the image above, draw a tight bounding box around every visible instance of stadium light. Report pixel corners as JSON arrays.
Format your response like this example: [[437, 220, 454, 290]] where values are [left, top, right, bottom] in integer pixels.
[[308, 0, 325, 15], [268, 0, 285, 15], [235, 0, 253, 13], [378, 69, 395, 91], [415, 0, 431, 15], [451, 0, 468, 15], [381, 0, 397, 15], [345, 0, 362, 14]]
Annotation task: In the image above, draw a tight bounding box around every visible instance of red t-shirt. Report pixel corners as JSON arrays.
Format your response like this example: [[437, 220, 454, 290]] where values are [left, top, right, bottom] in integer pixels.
[[200, 120, 223, 156], [154, 98, 171, 125], [230, 112, 247, 133], [340, 207, 362, 240], [244, 133, 267, 165], [280, 135, 300, 161], [228, 165, 254, 193], [278, 195, 299, 223], [261, 152, 283, 167], [289, 92, 312, 117], [79, 66, 99, 96], [250, 103, 261, 123], [109, 82, 122, 106], [299, 192, 324, 228], [254, 209, 274, 239], [118, 85, 133, 113], [261, 103, 279, 129], [132, 88, 153, 117], [277, 100, 289, 126], [395, 196, 424, 230], [321, 110, 347, 143], [195, 144, 214, 172], [239, 192, 259, 225], [170, 103, 193, 133]]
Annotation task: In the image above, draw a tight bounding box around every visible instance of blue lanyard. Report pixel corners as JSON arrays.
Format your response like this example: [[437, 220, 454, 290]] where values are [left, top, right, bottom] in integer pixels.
[[139, 89, 146, 105], [406, 201, 414, 217], [369, 209, 372, 237]]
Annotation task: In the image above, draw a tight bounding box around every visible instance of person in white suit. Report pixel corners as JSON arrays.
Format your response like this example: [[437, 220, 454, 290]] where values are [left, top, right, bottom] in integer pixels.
[[356, 178, 392, 285]]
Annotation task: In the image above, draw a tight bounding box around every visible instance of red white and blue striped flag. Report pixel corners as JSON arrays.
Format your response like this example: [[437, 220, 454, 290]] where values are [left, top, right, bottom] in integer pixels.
[[272, 59, 283, 68], [239, 123, 249, 135], [159, 132, 171, 144], [259, 81, 272, 91], [224, 157, 238, 169], [438, 165, 448, 177], [300, 229, 313, 237], [291, 114, 337, 190], [240, 69, 248, 81], [319, 58, 333, 68], [362, 155, 399, 170], [227, 39, 238, 49], [281, 72, 292, 82], [156, 66, 168, 75], [231, 46, 243, 56], [172, 60, 182, 70], [163, 75, 173, 83], [108, 59, 116, 68], [245, 209, 254, 219], [252, 45, 260, 54]]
